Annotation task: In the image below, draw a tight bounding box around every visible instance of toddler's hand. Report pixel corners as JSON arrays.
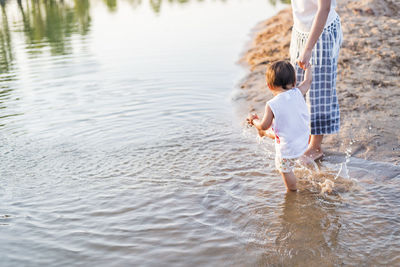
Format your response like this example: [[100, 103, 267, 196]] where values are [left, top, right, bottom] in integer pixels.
[[246, 113, 259, 126]]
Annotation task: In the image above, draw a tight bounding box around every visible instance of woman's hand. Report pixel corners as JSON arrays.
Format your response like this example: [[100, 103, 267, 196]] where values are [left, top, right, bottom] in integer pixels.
[[298, 48, 312, 70], [298, 0, 331, 70]]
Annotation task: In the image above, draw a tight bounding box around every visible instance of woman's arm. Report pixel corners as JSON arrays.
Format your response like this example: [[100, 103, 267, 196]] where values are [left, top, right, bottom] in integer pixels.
[[298, 0, 331, 69]]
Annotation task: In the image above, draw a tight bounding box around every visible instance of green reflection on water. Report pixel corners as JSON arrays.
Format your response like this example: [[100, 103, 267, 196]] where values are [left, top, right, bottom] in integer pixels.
[[0, 0, 291, 74], [0, 0, 188, 73], [103, 0, 118, 11], [269, 0, 291, 5], [0, 3, 14, 75], [0, 0, 92, 75], [17, 0, 91, 56]]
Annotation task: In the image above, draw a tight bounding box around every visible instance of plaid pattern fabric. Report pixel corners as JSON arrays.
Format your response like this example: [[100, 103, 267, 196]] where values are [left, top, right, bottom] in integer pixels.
[[295, 18, 342, 135]]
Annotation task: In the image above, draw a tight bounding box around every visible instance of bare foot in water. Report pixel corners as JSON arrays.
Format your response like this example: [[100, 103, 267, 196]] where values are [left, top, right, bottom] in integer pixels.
[[303, 146, 324, 161], [304, 135, 324, 161]]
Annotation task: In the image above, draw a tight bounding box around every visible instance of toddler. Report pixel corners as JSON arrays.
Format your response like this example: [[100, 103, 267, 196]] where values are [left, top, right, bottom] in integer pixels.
[[247, 61, 312, 191]]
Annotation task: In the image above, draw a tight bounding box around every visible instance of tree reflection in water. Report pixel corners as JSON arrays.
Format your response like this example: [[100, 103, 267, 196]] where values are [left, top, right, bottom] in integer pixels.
[[0, 1, 13, 75], [269, 0, 291, 6], [0, 0, 92, 75], [0, 0, 291, 74], [16, 0, 91, 56]]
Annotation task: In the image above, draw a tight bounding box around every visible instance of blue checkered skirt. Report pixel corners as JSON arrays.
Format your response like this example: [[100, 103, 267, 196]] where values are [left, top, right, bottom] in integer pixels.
[[290, 16, 343, 135]]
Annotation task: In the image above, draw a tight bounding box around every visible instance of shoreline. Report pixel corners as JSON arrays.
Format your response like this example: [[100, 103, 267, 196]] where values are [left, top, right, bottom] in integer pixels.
[[238, 0, 400, 165]]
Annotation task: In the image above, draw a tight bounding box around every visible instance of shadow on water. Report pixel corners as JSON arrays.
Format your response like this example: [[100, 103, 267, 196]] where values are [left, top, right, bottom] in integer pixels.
[[245, 188, 342, 266], [266, 191, 341, 266]]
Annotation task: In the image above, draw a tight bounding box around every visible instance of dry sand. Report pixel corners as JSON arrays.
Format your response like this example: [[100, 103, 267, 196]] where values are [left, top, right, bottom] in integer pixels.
[[238, 0, 400, 165]]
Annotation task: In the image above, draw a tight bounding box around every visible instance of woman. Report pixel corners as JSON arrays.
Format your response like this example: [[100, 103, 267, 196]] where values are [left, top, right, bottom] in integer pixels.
[[290, 0, 343, 160]]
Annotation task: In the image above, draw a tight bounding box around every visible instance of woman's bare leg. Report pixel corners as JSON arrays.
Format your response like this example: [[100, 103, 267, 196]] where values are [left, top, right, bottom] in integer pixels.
[[303, 134, 324, 160]]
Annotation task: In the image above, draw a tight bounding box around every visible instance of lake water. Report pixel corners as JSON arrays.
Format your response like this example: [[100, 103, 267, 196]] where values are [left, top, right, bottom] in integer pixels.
[[1, 0, 399, 266]]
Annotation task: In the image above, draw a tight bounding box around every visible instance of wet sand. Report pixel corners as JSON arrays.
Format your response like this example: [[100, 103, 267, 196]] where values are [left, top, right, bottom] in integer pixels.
[[238, 0, 400, 165]]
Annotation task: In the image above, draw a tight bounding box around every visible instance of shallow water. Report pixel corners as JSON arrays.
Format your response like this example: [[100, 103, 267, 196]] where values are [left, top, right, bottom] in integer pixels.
[[1, 0, 400, 266]]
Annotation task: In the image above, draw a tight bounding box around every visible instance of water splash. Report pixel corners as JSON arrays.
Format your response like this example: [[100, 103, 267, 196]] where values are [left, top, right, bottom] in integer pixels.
[[295, 155, 357, 195]]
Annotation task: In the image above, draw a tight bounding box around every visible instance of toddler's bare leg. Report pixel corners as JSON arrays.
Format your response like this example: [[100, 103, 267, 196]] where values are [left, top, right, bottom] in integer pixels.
[[280, 171, 297, 191]]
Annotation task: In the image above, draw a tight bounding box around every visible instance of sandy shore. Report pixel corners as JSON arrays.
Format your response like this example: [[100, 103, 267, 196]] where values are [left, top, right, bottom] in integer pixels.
[[238, 0, 400, 165]]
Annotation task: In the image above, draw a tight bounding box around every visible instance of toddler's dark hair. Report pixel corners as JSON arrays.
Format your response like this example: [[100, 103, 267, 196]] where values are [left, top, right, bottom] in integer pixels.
[[266, 61, 296, 90]]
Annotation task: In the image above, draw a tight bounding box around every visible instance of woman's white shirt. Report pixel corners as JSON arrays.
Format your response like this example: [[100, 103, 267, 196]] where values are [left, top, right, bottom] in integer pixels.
[[291, 0, 338, 32]]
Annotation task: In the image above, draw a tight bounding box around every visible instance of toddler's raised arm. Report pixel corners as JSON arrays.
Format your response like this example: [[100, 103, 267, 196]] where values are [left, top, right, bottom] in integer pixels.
[[298, 65, 313, 95]]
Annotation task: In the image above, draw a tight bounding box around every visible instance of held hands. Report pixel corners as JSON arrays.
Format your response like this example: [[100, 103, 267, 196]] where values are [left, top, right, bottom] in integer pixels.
[[296, 58, 313, 95], [297, 49, 312, 70]]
